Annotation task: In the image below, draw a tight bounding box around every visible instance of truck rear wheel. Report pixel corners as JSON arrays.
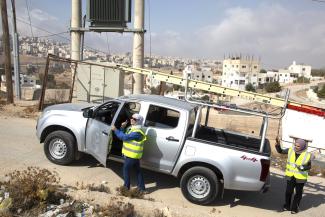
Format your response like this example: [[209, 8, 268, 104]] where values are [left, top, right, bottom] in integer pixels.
[[44, 130, 75, 165], [180, 166, 219, 205]]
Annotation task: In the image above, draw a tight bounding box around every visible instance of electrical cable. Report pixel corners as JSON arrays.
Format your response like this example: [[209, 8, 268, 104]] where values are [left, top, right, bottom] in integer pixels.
[[15, 17, 110, 55], [25, 0, 34, 37]]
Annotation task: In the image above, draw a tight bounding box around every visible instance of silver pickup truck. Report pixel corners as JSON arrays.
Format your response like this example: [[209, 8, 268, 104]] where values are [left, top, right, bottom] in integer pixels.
[[36, 94, 271, 205]]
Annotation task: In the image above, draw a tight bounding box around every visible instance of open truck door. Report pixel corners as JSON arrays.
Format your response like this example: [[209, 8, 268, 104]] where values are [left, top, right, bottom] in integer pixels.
[[83, 101, 123, 166]]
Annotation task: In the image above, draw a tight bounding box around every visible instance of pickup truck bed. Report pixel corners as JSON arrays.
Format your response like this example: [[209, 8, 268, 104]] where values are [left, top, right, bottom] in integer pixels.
[[196, 126, 271, 155]]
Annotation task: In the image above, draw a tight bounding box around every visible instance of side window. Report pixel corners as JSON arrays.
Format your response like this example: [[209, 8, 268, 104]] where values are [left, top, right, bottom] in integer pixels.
[[115, 102, 141, 128], [145, 105, 180, 129], [94, 102, 120, 125]]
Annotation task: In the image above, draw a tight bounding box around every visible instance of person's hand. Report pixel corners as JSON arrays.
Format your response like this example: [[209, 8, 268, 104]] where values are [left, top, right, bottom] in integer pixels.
[[111, 125, 117, 131], [121, 120, 128, 128]]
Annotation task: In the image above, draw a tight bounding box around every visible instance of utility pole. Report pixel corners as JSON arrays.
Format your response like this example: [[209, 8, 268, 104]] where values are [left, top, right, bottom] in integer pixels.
[[132, 0, 144, 94], [10, 0, 21, 99], [1, 0, 14, 103], [71, 0, 81, 61], [71, 0, 81, 100]]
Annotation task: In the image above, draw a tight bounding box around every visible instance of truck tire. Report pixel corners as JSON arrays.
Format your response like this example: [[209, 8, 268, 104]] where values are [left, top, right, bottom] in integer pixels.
[[44, 130, 76, 165], [180, 166, 219, 205]]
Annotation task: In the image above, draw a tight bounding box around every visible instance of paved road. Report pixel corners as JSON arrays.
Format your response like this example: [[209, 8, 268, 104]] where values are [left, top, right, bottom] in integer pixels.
[[0, 116, 324, 217], [282, 80, 325, 108]]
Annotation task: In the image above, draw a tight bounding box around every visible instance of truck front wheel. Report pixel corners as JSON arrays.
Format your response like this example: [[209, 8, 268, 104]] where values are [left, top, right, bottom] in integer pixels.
[[44, 130, 76, 165], [180, 166, 219, 205]]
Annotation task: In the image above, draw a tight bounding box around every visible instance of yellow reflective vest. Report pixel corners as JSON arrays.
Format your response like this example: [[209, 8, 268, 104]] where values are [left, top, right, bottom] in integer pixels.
[[122, 126, 147, 159], [285, 147, 311, 180]]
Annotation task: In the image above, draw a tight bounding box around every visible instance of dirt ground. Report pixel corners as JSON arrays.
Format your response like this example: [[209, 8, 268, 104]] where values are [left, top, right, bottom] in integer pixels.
[[0, 98, 324, 217]]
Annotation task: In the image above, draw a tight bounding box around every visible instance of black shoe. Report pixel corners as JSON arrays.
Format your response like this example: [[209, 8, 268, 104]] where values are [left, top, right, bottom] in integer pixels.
[[282, 205, 290, 211], [291, 209, 299, 214]]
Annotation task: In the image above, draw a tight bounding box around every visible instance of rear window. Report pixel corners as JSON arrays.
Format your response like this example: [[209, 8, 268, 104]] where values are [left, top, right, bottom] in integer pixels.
[[145, 105, 180, 129]]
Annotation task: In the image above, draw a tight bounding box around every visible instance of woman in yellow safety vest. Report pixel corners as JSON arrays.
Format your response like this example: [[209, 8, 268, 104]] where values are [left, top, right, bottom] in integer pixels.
[[112, 113, 147, 193], [275, 137, 312, 214]]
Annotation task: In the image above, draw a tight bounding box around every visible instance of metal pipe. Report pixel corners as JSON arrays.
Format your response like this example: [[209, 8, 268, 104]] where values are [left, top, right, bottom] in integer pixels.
[[259, 116, 268, 153], [184, 74, 271, 118], [205, 106, 210, 126], [192, 106, 202, 138]]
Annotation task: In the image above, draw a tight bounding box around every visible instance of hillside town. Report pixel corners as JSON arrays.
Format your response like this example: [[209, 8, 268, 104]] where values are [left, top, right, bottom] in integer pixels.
[[1, 36, 323, 96], [1, 1, 325, 217]]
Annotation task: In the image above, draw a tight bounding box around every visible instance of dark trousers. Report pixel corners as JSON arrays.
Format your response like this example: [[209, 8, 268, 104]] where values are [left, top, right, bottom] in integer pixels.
[[123, 156, 145, 191], [284, 177, 305, 211]]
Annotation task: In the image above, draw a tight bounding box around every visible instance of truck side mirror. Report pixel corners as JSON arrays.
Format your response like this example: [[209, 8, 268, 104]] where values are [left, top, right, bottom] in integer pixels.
[[83, 108, 94, 118]]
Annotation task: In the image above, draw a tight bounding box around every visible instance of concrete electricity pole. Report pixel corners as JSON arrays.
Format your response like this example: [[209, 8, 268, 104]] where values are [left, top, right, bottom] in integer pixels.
[[71, 0, 81, 61], [1, 0, 14, 103], [10, 0, 21, 99], [132, 0, 145, 94]]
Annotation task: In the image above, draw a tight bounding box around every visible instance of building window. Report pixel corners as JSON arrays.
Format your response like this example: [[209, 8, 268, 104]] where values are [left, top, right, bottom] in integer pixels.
[[302, 68, 305, 71], [232, 65, 234, 68], [236, 65, 238, 68], [235, 80, 238, 84], [254, 66, 257, 69], [253, 74, 257, 77], [242, 65, 246, 68], [239, 80, 245, 85], [224, 65, 227, 68]]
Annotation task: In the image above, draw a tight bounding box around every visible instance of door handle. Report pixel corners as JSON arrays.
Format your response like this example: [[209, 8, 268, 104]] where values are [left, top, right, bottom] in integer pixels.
[[102, 131, 108, 136], [166, 136, 179, 142]]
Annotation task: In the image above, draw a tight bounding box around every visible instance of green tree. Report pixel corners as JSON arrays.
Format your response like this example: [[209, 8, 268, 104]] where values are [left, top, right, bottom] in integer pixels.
[[311, 69, 325, 77], [295, 76, 310, 84], [260, 69, 267, 74], [245, 83, 256, 92], [317, 85, 325, 99], [265, 81, 281, 93]]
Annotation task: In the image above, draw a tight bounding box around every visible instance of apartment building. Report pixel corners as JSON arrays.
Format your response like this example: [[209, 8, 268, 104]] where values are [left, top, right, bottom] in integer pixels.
[[288, 61, 312, 78], [183, 65, 213, 83], [221, 56, 260, 90]]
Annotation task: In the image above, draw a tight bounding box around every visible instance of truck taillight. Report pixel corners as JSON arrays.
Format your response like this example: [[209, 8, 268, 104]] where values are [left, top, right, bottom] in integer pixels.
[[260, 159, 270, 182]]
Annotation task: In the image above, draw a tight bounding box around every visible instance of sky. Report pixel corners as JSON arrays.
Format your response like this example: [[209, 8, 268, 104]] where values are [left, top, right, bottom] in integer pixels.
[[2, 0, 325, 69]]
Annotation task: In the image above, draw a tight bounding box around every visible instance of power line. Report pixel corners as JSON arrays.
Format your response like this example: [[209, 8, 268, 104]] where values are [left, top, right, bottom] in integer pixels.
[[15, 17, 110, 55], [36, 31, 69, 38], [25, 0, 34, 37]]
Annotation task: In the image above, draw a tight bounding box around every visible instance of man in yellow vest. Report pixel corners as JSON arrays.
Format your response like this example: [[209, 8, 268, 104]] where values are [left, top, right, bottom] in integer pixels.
[[275, 137, 312, 214], [112, 113, 147, 192]]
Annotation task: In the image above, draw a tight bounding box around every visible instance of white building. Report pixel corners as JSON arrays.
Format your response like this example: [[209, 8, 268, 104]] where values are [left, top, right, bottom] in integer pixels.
[[276, 61, 312, 84], [258, 71, 279, 85], [288, 61, 312, 78], [222, 57, 260, 90], [183, 65, 213, 83], [278, 69, 294, 84]]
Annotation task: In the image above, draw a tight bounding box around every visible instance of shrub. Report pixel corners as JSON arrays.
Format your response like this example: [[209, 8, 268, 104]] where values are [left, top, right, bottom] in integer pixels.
[[1, 167, 65, 214], [317, 85, 325, 98], [265, 81, 281, 93], [245, 83, 256, 92], [295, 76, 310, 83]]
